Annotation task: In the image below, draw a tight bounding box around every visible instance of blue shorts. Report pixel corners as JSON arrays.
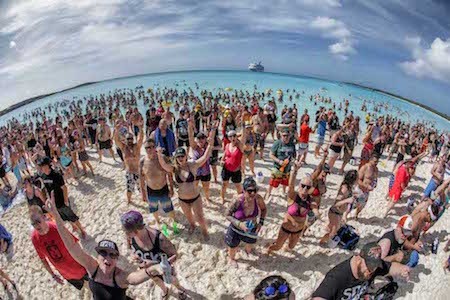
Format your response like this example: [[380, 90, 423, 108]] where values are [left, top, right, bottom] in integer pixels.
[[317, 135, 325, 145], [147, 185, 174, 213], [424, 179, 438, 198]]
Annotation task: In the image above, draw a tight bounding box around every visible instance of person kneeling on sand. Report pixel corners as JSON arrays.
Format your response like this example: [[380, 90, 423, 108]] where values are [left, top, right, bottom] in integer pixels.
[[30, 205, 89, 290], [46, 192, 165, 300], [244, 275, 295, 300], [312, 242, 410, 300], [266, 162, 313, 255], [378, 215, 420, 268], [120, 211, 187, 300], [225, 177, 266, 267]]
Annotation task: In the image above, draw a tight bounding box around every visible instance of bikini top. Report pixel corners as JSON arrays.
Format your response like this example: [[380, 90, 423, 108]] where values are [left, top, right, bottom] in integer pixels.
[[89, 267, 127, 300], [175, 166, 195, 183], [234, 194, 259, 220], [287, 194, 310, 217]]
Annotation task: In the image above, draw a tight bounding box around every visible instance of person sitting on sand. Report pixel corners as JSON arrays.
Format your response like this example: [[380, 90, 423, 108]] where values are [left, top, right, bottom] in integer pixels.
[[30, 205, 89, 290], [157, 130, 216, 240], [139, 139, 177, 235], [265, 127, 296, 201], [120, 211, 187, 300], [221, 115, 247, 204], [114, 120, 144, 203], [225, 177, 266, 266], [244, 275, 295, 300], [46, 192, 165, 300], [96, 116, 116, 163], [0, 223, 14, 261], [267, 163, 313, 254], [320, 170, 358, 245], [312, 242, 410, 300], [37, 156, 87, 239], [378, 215, 420, 268]]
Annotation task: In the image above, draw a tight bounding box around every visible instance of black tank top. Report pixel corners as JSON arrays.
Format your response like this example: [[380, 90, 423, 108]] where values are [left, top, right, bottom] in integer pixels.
[[378, 230, 403, 257], [330, 136, 343, 153], [89, 267, 128, 300], [131, 229, 166, 263]]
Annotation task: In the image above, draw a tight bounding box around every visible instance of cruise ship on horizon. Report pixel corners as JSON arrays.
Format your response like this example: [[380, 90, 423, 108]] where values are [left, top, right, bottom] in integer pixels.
[[248, 61, 264, 72]]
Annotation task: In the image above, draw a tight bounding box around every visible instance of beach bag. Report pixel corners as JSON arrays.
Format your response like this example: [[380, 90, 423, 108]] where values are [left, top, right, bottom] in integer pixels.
[[334, 224, 359, 250]]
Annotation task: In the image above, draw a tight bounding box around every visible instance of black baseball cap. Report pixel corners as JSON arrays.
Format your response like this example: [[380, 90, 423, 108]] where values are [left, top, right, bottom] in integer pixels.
[[360, 242, 383, 272], [174, 147, 187, 157], [322, 163, 331, 174], [95, 240, 119, 255], [37, 156, 51, 166], [196, 131, 207, 139]]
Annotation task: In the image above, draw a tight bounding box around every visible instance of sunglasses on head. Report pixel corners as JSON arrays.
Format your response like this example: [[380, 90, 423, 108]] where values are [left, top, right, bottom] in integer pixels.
[[98, 250, 119, 259], [301, 183, 311, 189]]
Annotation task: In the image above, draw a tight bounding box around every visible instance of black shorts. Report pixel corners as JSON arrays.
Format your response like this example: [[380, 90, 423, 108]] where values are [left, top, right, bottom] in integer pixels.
[[225, 224, 257, 248], [178, 139, 190, 147], [0, 165, 5, 178], [221, 167, 242, 183], [67, 273, 89, 290], [58, 205, 79, 222], [209, 156, 219, 166], [195, 173, 211, 182], [99, 139, 112, 150]]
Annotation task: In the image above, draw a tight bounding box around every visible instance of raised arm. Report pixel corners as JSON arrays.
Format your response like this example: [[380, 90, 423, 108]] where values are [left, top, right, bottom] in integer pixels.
[[113, 123, 124, 150], [136, 122, 144, 149], [45, 192, 97, 274], [156, 147, 174, 173], [187, 116, 197, 151], [288, 160, 302, 199]]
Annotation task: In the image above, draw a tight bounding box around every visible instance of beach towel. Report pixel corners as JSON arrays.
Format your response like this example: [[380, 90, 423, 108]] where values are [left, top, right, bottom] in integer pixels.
[[154, 128, 176, 156]]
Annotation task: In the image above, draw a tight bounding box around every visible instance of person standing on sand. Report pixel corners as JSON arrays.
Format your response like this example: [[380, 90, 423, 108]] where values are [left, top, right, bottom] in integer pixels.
[[45, 192, 165, 300], [96, 116, 116, 163], [150, 119, 176, 157], [251, 107, 269, 160], [29, 205, 89, 290], [157, 129, 216, 241], [38, 157, 87, 239], [72, 130, 95, 176], [139, 139, 177, 235], [114, 120, 144, 203], [384, 161, 415, 217], [225, 177, 266, 266]]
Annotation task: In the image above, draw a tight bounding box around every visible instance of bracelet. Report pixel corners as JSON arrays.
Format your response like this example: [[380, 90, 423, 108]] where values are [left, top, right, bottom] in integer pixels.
[[259, 218, 265, 226]]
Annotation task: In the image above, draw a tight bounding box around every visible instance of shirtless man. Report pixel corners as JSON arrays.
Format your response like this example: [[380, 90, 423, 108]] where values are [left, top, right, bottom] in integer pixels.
[[114, 120, 144, 203], [421, 156, 446, 202], [251, 108, 268, 159], [349, 153, 379, 219], [96, 116, 116, 162], [139, 139, 176, 234], [163, 106, 175, 131]]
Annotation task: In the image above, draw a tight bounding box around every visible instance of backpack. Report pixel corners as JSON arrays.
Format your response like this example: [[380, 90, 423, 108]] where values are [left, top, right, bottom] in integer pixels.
[[334, 224, 359, 250]]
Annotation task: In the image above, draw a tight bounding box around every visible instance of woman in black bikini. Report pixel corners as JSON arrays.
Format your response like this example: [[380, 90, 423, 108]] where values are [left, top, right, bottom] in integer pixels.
[[157, 128, 216, 240], [319, 170, 357, 245], [46, 192, 163, 300], [120, 211, 186, 300]]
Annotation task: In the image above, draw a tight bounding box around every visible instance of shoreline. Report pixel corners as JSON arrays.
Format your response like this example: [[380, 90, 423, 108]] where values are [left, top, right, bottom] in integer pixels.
[[0, 70, 448, 122]]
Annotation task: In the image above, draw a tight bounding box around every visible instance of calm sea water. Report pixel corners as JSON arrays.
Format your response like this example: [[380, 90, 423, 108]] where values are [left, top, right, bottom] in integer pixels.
[[1, 70, 448, 131]]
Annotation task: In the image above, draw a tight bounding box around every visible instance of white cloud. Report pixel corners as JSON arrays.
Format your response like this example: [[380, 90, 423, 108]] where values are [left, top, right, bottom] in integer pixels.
[[9, 41, 16, 48], [400, 37, 450, 84], [310, 17, 355, 60], [300, 0, 342, 8]]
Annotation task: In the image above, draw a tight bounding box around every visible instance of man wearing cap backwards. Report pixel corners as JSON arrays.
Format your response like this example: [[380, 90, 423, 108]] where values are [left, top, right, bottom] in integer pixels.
[[312, 242, 410, 300], [140, 139, 177, 234], [46, 192, 166, 300], [96, 116, 116, 163], [29, 205, 89, 290], [114, 120, 144, 203], [38, 157, 87, 239], [378, 215, 420, 268], [352, 152, 379, 219], [265, 127, 297, 201]]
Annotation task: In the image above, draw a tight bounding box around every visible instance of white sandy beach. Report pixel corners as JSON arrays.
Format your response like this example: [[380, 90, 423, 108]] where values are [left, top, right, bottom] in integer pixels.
[[1, 134, 449, 300]]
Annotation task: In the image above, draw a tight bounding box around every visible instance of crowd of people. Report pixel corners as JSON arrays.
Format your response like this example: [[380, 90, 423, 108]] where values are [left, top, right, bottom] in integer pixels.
[[0, 84, 449, 299]]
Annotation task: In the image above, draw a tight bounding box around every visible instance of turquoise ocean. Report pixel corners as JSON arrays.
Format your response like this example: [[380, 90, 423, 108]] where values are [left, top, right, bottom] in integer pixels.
[[1, 70, 449, 131]]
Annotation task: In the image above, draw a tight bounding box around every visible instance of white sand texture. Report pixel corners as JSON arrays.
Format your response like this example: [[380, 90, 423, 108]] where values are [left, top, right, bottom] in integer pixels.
[[1, 135, 449, 300]]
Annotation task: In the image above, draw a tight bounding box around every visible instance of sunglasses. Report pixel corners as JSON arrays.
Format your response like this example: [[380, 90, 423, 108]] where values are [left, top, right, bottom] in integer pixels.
[[265, 284, 289, 296], [145, 145, 156, 149], [98, 250, 119, 259], [176, 155, 186, 159], [246, 189, 257, 194], [31, 219, 42, 226], [301, 184, 311, 189]]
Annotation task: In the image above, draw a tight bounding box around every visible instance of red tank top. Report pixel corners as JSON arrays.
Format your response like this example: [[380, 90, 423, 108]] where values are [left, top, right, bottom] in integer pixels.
[[224, 145, 243, 172]]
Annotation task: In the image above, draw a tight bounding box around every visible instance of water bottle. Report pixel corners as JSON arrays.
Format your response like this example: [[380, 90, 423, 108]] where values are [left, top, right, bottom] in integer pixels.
[[328, 234, 341, 249], [246, 220, 255, 231], [256, 171, 264, 184], [432, 237, 439, 254], [349, 157, 356, 166], [159, 254, 172, 284]]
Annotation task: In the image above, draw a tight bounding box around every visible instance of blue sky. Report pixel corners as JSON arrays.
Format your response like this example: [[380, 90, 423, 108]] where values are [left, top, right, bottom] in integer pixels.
[[0, 0, 449, 114]]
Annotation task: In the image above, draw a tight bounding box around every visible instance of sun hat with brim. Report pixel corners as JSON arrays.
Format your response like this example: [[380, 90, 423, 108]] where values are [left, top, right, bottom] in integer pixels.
[[95, 240, 119, 255], [120, 210, 145, 231], [174, 147, 187, 157], [360, 242, 383, 272], [397, 215, 414, 236]]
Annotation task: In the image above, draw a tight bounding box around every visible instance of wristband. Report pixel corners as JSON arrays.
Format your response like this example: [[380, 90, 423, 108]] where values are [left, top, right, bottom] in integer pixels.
[[259, 218, 265, 226]]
